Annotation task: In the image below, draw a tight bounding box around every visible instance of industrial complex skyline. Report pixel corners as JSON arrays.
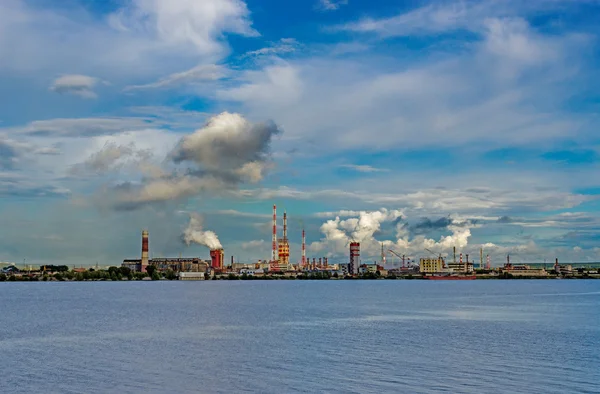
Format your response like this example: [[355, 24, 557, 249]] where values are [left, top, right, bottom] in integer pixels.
[[2, 0, 600, 266]]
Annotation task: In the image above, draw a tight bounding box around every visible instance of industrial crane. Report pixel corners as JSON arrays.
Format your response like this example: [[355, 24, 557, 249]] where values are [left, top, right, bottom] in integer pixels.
[[424, 248, 445, 268], [388, 249, 413, 269]]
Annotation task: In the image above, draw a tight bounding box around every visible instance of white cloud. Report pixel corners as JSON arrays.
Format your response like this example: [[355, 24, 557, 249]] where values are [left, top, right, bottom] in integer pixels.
[[217, 15, 591, 153], [49, 74, 99, 98], [7, 117, 158, 138], [241, 239, 266, 250], [339, 164, 388, 173], [124, 64, 228, 91], [236, 183, 594, 216], [108, 0, 258, 55], [217, 63, 303, 106], [243, 38, 300, 57], [316, 0, 348, 11], [69, 141, 151, 175], [332, 0, 585, 37], [213, 209, 270, 219], [0, 0, 259, 81]]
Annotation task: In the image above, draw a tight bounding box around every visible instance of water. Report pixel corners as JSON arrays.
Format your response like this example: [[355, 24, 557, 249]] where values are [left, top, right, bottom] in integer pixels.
[[1, 280, 599, 393]]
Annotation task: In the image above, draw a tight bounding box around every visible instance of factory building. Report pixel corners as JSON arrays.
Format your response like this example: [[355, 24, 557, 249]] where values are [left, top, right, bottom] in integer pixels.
[[420, 258, 444, 273], [349, 242, 360, 275], [447, 250, 474, 273], [210, 249, 224, 270], [122, 230, 212, 274]]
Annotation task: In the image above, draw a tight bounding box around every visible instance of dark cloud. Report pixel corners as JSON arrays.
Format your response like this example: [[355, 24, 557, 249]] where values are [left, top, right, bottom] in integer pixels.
[[99, 112, 282, 211], [410, 216, 453, 234], [497, 216, 513, 223]]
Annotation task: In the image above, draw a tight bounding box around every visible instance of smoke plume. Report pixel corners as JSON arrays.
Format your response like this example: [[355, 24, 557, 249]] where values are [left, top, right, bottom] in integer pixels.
[[182, 213, 222, 249], [309, 208, 475, 258]]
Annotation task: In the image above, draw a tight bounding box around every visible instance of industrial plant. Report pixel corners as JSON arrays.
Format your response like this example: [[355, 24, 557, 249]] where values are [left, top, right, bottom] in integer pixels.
[[118, 204, 600, 281]]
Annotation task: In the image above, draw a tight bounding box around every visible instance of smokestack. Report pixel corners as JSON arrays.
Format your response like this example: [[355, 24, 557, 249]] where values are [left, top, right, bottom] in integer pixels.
[[272, 204, 277, 262], [318, 257, 322, 267], [301, 229, 306, 267], [141, 230, 149, 273], [460, 253, 463, 264], [453, 246, 456, 264], [480, 247, 483, 269], [283, 211, 287, 241]]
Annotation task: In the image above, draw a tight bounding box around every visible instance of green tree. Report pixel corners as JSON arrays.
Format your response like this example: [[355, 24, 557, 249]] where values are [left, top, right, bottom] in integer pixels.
[[146, 265, 156, 277], [0, 273, 6, 281], [108, 266, 119, 275], [165, 270, 176, 280], [151, 270, 160, 281], [118, 266, 131, 276]]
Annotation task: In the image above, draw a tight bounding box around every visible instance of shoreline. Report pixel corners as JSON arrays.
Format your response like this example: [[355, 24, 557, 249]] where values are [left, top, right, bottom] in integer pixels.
[[1, 272, 599, 282]]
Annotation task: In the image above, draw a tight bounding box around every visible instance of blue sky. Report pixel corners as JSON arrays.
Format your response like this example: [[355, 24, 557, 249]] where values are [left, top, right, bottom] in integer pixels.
[[2, 0, 600, 267]]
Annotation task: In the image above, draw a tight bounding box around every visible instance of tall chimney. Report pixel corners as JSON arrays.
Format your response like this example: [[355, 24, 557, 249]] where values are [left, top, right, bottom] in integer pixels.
[[283, 211, 287, 241], [480, 247, 483, 269], [453, 246, 456, 264], [141, 230, 149, 273], [272, 204, 277, 262], [301, 229, 306, 267]]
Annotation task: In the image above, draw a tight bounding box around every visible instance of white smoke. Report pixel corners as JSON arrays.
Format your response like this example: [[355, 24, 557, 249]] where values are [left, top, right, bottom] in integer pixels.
[[309, 208, 475, 259], [183, 213, 222, 249]]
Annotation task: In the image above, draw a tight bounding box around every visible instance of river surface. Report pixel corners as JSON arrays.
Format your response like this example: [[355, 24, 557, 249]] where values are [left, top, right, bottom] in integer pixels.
[[1, 280, 599, 393]]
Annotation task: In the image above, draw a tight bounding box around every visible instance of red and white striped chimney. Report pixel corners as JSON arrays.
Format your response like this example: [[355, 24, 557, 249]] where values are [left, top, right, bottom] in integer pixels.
[[272, 204, 277, 262], [301, 229, 306, 267]]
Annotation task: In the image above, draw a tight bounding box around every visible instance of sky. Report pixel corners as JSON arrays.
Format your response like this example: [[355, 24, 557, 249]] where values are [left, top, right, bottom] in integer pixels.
[[2, 0, 600, 267]]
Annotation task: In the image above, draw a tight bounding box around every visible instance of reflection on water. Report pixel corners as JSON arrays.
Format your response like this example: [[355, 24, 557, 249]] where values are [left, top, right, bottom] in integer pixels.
[[1, 280, 598, 394]]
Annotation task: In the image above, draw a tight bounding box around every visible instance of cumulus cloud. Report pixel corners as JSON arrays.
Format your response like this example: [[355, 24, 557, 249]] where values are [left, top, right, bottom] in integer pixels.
[[182, 213, 222, 249], [124, 64, 228, 91], [170, 111, 281, 176], [49, 75, 99, 98], [102, 112, 282, 210]]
